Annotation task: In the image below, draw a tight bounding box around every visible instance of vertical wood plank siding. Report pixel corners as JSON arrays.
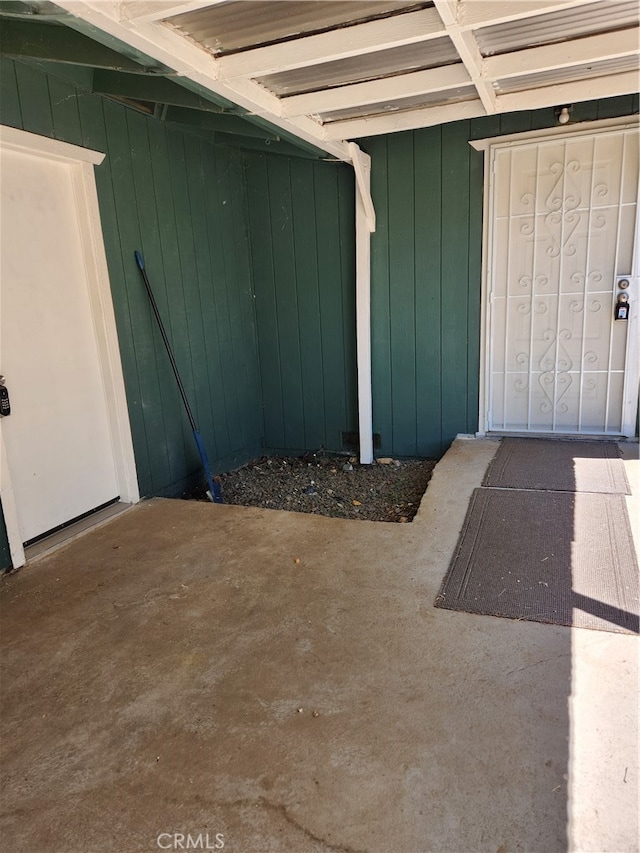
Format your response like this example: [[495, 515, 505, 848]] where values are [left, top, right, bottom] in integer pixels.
[[0, 62, 636, 572], [0, 57, 263, 506], [361, 96, 638, 458], [244, 153, 358, 454]]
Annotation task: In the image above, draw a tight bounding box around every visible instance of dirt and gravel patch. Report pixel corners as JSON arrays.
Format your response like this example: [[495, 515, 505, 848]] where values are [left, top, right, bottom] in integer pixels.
[[209, 454, 436, 523]]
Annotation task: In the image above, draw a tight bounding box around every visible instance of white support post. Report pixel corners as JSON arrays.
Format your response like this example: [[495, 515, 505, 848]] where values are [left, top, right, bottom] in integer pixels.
[[349, 143, 375, 465]]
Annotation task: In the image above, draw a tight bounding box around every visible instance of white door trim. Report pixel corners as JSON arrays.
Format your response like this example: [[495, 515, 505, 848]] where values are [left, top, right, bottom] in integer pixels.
[[0, 127, 139, 569], [469, 115, 640, 155], [471, 116, 640, 436], [621, 178, 640, 436]]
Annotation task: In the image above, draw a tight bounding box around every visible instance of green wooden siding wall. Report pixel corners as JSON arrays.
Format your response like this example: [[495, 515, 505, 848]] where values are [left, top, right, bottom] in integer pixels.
[[1, 67, 636, 574], [361, 95, 639, 458], [0, 57, 263, 499], [244, 153, 357, 454]]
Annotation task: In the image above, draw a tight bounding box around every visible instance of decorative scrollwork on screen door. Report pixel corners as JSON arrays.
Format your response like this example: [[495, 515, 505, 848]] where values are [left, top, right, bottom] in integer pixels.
[[493, 131, 635, 432], [538, 329, 574, 413]]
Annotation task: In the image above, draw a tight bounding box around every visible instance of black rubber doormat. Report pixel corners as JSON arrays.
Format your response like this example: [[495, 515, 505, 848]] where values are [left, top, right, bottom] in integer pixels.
[[482, 438, 630, 494], [435, 488, 639, 634]]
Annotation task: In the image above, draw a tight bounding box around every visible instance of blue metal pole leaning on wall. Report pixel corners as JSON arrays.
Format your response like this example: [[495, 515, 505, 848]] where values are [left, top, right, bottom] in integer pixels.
[[134, 251, 223, 503]]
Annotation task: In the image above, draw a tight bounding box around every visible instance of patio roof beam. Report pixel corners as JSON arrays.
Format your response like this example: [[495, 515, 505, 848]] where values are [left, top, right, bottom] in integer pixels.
[[485, 28, 640, 81], [497, 70, 640, 112], [457, 0, 604, 30], [433, 0, 496, 113], [215, 7, 447, 79], [281, 65, 471, 119], [324, 99, 486, 140]]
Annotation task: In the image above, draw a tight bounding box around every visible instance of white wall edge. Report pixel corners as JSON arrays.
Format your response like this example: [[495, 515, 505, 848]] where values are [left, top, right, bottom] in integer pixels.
[[476, 138, 493, 434], [71, 164, 140, 504]]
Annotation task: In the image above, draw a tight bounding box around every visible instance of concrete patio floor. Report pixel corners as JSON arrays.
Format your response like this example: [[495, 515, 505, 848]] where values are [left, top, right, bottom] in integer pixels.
[[1, 438, 638, 853]]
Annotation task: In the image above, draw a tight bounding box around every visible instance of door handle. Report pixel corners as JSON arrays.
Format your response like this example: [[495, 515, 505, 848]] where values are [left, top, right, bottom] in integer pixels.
[[0, 376, 11, 417]]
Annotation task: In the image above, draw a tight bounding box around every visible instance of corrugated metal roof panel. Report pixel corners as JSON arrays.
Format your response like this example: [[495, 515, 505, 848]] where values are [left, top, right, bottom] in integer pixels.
[[257, 38, 458, 96], [476, 0, 639, 57], [168, 0, 430, 55], [495, 55, 640, 93], [318, 85, 477, 122]]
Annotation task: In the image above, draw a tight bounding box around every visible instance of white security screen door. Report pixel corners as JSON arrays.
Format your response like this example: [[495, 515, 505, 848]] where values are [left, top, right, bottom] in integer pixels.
[[0, 147, 120, 544], [486, 127, 639, 435]]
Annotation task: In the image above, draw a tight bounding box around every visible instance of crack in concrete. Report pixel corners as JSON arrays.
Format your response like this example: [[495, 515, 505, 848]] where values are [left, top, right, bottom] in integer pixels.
[[226, 796, 366, 853], [506, 653, 572, 675]]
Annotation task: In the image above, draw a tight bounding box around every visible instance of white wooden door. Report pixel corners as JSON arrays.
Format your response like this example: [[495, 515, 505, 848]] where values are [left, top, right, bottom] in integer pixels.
[[487, 127, 639, 435], [0, 147, 120, 544]]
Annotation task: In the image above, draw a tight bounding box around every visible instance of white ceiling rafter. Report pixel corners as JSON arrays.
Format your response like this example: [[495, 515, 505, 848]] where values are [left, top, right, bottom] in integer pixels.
[[457, 0, 604, 30], [497, 70, 640, 112], [281, 66, 472, 119], [323, 99, 487, 140], [485, 28, 640, 81], [433, 0, 497, 114]]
